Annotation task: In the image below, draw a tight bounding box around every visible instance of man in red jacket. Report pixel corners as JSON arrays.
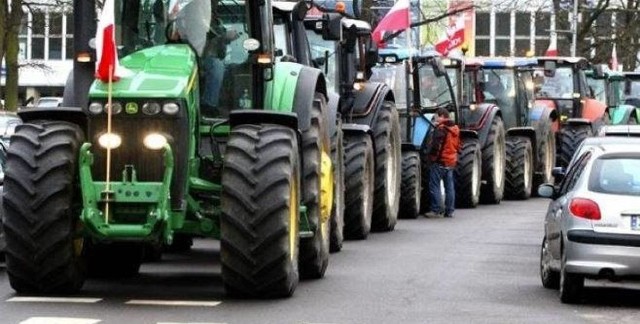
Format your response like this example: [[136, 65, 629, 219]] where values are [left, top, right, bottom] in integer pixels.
[[425, 107, 461, 218]]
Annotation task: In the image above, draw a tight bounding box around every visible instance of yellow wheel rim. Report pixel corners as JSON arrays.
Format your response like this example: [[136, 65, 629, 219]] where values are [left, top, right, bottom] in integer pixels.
[[319, 150, 333, 224], [289, 175, 299, 261]]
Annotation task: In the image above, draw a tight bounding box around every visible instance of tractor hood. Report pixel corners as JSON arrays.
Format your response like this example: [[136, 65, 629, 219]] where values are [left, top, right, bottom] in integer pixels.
[[89, 45, 197, 99]]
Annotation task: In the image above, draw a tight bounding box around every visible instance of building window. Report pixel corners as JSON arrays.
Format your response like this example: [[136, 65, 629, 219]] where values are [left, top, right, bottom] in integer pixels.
[[515, 12, 530, 37], [476, 12, 490, 36], [495, 13, 511, 36], [475, 39, 490, 56]]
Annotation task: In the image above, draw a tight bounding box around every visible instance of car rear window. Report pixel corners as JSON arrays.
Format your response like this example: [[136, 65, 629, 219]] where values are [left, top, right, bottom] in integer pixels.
[[589, 156, 640, 196]]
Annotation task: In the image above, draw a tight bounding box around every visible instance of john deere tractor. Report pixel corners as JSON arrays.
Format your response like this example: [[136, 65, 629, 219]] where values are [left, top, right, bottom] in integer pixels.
[[531, 57, 607, 167], [2, 0, 338, 298], [464, 57, 557, 199], [274, 2, 400, 236], [587, 66, 638, 125], [372, 49, 482, 211]]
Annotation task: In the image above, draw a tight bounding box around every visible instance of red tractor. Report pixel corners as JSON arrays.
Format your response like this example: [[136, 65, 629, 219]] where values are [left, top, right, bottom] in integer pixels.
[[532, 57, 606, 167]]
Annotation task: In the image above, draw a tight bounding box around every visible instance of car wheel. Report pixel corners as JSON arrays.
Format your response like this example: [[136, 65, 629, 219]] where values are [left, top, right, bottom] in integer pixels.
[[540, 237, 559, 289], [559, 249, 583, 304]]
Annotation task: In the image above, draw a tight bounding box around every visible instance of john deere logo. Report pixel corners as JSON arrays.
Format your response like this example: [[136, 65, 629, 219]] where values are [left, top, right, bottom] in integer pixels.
[[126, 102, 138, 114]]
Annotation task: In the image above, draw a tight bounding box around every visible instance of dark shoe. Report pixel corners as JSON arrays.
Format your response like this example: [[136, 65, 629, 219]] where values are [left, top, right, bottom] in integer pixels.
[[424, 211, 442, 218], [443, 213, 454, 218]]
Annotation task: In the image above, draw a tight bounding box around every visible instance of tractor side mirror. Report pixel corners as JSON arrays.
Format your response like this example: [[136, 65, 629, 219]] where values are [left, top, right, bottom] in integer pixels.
[[322, 13, 343, 41], [543, 60, 556, 78], [431, 57, 446, 77], [593, 64, 606, 79], [365, 46, 379, 73]]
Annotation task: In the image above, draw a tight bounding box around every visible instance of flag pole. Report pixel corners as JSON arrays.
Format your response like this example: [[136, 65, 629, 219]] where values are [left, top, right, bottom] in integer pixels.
[[105, 64, 113, 224]]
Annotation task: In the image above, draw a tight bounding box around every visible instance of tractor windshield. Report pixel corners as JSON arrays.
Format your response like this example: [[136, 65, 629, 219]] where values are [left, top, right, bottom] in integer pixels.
[[370, 64, 408, 108], [307, 32, 338, 92], [483, 68, 515, 111], [587, 77, 607, 103], [117, 0, 250, 57], [418, 64, 453, 108], [533, 66, 574, 99]]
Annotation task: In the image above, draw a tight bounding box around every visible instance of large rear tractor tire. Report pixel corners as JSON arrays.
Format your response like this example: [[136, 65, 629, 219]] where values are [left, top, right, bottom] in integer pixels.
[[221, 124, 300, 298], [455, 138, 482, 208], [330, 119, 345, 253], [504, 136, 533, 200], [371, 101, 401, 232], [558, 124, 592, 168], [299, 94, 331, 279], [480, 116, 506, 204], [533, 129, 556, 192], [343, 132, 375, 240], [399, 151, 421, 219], [3, 121, 85, 294]]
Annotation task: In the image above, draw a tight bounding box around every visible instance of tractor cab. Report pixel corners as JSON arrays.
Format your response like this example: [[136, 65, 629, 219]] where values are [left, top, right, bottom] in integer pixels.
[[623, 71, 640, 108], [531, 57, 606, 125], [587, 66, 637, 124], [463, 57, 537, 130]]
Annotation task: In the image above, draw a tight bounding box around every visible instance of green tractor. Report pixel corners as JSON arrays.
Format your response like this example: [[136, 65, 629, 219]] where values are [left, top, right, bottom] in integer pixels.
[[587, 67, 639, 125], [2, 0, 338, 298], [274, 2, 400, 236]]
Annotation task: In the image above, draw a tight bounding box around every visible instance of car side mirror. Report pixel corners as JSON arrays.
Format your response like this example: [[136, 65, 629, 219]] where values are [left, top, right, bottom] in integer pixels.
[[537, 183, 556, 199]]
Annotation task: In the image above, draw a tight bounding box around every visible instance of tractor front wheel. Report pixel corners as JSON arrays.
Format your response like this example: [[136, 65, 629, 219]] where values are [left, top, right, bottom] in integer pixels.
[[371, 101, 401, 232], [455, 138, 482, 208], [504, 136, 533, 200], [221, 124, 300, 298], [480, 116, 506, 204], [558, 125, 592, 168], [3, 121, 85, 294], [343, 132, 375, 240], [399, 151, 421, 219]]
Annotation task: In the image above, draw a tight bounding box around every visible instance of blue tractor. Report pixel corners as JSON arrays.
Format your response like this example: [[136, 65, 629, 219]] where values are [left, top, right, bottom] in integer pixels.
[[371, 48, 482, 214], [464, 57, 557, 199]]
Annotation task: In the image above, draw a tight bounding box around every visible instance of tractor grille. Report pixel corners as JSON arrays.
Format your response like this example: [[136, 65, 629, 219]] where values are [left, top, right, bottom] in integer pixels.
[[88, 108, 189, 210]]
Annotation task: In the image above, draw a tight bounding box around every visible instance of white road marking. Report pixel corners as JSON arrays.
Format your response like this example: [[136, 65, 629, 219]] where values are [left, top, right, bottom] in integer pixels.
[[125, 300, 222, 307], [8, 297, 102, 303], [20, 317, 101, 324]]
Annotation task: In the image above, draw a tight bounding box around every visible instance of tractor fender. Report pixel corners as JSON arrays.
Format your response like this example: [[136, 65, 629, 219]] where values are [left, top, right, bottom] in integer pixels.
[[265, 62, 328, 132], [342, 123, 376, 166], [460, 129, 479, 140], [506, 126, 537, 164], [529, 105, 557, 145], [564, 118, 591, 126], [326, 91, 340, 140], [346, 81, 394, 127], [228, 110, 298, 130], [607, 104, 635, 125], [18, 107, 88, 134], [462, 103, 501, 146], [582, 98, 607, 123]]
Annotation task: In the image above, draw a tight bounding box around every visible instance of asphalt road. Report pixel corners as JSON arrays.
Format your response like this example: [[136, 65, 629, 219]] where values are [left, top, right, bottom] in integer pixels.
[[2, 198, 640, 324]]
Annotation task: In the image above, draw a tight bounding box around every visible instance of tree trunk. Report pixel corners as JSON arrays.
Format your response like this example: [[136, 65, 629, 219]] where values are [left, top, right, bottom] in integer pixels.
[[5, 0, 23, 112]]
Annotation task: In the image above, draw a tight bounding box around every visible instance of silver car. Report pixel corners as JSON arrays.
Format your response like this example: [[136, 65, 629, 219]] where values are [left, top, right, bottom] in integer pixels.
[[538, 144, 640, 303]]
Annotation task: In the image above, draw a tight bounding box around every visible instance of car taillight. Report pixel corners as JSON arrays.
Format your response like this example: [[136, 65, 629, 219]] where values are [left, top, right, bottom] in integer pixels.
[[569, 198, 601, 220]]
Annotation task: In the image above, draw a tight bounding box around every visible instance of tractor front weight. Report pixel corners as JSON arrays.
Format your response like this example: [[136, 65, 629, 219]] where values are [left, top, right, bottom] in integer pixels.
[[79, 142, 174, 242]]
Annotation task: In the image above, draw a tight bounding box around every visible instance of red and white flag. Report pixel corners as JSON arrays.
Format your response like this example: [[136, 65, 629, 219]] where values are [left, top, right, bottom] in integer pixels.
[[95, 0, 120, 82], [610, 43, 619, 71], [545, 33, 558, 56], [435, 15, 465, 55], [372, 0, 411, 47]]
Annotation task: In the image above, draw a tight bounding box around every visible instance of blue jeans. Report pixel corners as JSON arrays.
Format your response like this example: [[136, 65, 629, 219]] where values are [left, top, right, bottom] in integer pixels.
[[429, 164, 455, 215], [201, 57, 225, 109]]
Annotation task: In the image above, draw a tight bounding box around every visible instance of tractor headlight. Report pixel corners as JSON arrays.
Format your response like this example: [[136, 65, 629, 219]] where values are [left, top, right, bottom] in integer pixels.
[[143, 133, 167, 150], [98, 133, 122, 149], [162, 102, 179, 115], [104, 102, 123, 114], [89, 102, 103, 115], [142, 102, 161, 115]]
